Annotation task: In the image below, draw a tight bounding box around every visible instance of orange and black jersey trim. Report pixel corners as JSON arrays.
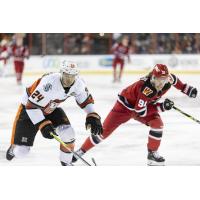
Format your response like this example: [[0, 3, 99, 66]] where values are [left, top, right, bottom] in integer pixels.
[[76, 94, 94, 109], [26, 78, 42, 97]]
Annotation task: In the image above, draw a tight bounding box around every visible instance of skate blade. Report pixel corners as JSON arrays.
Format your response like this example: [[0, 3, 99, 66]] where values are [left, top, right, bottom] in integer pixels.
[[147, 159, 165, 166]]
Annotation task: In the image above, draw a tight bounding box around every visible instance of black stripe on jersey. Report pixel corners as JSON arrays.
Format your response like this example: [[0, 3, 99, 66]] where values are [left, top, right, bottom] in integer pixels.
[[170, 74, 177, 85], [149, 130, 163, 138], [137, 109, 146, 116], [76, 94, 94, 109], [26, 88, 31, 97], [162, 82, 171, 91], [118, 95, 134, 110], [25, 107, 38, 110], [27, 99, 45, 109]]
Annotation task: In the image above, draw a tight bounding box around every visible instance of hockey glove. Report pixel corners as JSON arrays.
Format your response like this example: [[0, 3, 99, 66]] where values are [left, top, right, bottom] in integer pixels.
[[85, 112, 103, 135], [160, 98, 174, 111], [38, 120, 56, 139], [182, 84, 197, 98]]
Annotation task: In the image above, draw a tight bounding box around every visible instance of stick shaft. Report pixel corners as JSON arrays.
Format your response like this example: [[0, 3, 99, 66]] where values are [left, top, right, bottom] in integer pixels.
[[173, 106, 200, 124], [50, 132, 92, 166]]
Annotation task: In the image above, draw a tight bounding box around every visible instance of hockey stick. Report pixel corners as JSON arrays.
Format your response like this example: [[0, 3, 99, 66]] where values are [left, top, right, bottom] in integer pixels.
[[173, 106, 200, 124], [50, 132, 93, 166], [91, 157, 97, 166]]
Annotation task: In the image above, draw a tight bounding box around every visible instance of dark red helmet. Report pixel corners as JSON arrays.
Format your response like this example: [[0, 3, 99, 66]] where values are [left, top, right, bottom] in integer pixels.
[[152, 64, 169, 78]]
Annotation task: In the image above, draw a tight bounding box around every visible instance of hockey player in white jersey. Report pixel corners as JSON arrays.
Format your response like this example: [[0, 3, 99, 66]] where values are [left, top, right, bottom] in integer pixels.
[[6, 60, 103, 165]]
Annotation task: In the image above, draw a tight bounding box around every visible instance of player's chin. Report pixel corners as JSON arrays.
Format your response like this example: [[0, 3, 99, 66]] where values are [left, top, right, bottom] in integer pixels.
[[63, 81, 73, 87], [155, 85, 164, 91]]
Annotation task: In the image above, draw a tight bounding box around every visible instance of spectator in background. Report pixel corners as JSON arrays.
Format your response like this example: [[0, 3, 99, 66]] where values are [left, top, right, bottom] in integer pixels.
[[81, 34, 93, 54], [111, 35, 131, 83], [135, 34, 151, 54], [0, 39, 10, 76], [180, 34, 195, 53], [11, 36, 29, 85], [112, 33, 122, 44]]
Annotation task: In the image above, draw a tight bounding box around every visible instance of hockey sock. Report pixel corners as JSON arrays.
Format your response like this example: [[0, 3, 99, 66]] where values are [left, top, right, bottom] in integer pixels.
[[60, 143, 74, 164], [81, 137, 95, 152], [147, 129, 162, 151], [81, 134, 103, 152]]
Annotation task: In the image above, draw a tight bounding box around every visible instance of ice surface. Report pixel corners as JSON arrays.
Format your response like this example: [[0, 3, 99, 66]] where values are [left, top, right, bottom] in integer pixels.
[[0, 73, 200, 165]]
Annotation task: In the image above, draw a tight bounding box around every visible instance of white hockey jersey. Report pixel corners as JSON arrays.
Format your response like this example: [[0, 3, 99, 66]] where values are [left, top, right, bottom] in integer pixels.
[[21, 72, 95, 125]]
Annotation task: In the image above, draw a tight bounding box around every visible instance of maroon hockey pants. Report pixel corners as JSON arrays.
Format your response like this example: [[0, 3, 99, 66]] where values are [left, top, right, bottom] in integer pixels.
[[112, 58, 124, 81], [14, 61, 24, 82], [81, 101, 164, 152]]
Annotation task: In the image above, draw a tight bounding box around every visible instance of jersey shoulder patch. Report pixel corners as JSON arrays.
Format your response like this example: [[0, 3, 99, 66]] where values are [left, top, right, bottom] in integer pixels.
[[43, 83, 52, 92], [40, 73, 60, 91]]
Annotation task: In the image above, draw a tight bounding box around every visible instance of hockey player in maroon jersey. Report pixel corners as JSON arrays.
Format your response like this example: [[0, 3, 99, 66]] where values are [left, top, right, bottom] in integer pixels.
[[0, 39, 9, 64], [11, 37, 29, 85], [0, 39, 10, 76], [72, 64, 198, 166], [111, 36, 131, 83]]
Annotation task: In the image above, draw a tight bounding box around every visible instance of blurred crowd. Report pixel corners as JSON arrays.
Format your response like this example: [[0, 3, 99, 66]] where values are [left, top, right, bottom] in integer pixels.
[[132, 33, 200, 54], [1, 33, 200, 55]]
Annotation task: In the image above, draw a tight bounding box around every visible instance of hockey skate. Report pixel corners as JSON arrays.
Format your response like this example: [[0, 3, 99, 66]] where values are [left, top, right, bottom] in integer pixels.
[[72, 149, 85, 163], [147, 150, 165, 166], [6, 145, 15, 161], [60, 161, 74, 166]]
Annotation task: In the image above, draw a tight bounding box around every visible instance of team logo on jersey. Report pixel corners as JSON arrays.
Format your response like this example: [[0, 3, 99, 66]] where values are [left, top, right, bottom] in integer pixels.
[[21, 137, 28, 143], [142, 87, 153, 96], [43, 100, 59, 114], [43, 83, 52, 92]]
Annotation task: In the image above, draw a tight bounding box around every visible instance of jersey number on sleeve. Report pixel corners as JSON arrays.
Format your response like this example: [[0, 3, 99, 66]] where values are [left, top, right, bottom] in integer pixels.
[[138, 99, 147, 108], [31, 90, 44, 102]]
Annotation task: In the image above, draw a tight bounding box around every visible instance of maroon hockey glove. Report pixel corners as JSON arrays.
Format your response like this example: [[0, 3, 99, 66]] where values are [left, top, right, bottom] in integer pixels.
[[182, 84, 198, 98], [85, 113, 103, 135], [160, 99, 174, 111]]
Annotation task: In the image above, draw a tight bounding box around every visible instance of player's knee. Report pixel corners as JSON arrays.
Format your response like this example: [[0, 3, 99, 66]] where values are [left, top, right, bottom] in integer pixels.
[[56, 125, 75, 154], [56, 124, 75, 144], [149, 118, 164, 129], [56, 125, 75, 164], [13, 145, 30, 158]]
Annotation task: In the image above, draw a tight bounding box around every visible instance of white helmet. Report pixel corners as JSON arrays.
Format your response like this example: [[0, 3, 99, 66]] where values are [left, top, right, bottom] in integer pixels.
[[60, 60, 79, 75]]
